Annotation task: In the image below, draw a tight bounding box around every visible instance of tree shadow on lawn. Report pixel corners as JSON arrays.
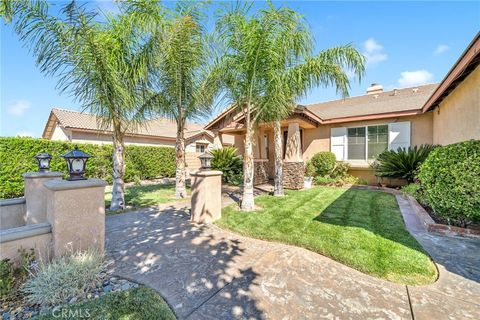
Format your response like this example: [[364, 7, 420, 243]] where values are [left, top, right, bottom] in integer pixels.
[[312, 187, 437, 283], [106, 184, 189, 208], [105, 204, 264, 319]]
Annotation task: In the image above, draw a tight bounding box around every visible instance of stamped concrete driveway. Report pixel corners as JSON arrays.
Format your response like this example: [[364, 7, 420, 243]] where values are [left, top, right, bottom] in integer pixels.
[[106, 197, 480, 319]]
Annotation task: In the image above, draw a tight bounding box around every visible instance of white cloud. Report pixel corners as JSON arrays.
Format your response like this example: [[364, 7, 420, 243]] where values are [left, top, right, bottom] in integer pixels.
[[16, 131, 34, 137], [434, 44, 450, 55], [397, 70, 434, 87], [7, 99, 31, 116], [363, 38, 387, 66]]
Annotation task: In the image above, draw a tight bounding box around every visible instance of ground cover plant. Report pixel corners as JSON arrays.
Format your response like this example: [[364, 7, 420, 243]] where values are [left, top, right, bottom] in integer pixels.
[[39, 287, 176, 320], [218, 186, 437, 285]]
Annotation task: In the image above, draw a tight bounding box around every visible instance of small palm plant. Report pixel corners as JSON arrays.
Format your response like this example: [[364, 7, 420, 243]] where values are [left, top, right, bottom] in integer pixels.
[[374, 145, 439, 183], [210, 147, 243, 185]]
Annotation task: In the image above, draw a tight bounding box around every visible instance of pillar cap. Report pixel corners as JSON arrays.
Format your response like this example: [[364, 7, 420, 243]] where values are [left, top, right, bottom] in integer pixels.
[[23, 171, 64, 179], [43, 178, 108, 191], [190, 170, 223, 177]]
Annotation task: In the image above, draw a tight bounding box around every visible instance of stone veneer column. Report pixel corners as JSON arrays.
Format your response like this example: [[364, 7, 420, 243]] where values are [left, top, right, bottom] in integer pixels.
[[43, 178, 107, 257], [190, 170, 223, 224], [23, 172, 63, 224], [283, 122, 304, 189]]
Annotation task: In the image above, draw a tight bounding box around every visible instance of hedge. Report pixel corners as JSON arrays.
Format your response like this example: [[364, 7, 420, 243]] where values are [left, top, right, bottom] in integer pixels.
[[417, 140, 480, 227], [0, 137, 176, 199]]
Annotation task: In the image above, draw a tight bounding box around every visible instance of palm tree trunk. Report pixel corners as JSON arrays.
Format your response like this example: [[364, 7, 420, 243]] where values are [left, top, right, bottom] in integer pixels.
[[175, 124, 187, 199], [111, 133, 125, 211], [241, 109, 255, 211], [273, 120, 284, 196]]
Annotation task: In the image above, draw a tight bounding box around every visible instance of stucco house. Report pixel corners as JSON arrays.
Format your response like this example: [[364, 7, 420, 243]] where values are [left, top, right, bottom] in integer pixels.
[[42, 108, 233, 173], [205, 32, 480, 187]]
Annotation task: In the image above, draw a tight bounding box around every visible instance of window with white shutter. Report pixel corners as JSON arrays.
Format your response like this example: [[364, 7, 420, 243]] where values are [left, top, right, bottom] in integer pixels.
[[330, 127, 347, 160], [388, 122, 411, 151]]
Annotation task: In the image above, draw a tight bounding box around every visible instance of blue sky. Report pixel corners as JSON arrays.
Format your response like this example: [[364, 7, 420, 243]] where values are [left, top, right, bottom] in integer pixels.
[[1, 1, 479, 138]]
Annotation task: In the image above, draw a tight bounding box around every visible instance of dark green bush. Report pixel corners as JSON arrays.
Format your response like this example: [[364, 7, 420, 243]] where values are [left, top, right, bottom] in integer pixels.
[[417, 140, 480, 227], [210, 146, 243, 185], [0, 137, 176, 199], [309, 152, 336, 176], [374, 144, 438, 182]]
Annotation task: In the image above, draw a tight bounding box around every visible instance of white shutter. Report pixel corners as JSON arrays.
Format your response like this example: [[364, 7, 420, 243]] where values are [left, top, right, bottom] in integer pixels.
[[388, 122, 411, 151], [331, 127, 347, 160]]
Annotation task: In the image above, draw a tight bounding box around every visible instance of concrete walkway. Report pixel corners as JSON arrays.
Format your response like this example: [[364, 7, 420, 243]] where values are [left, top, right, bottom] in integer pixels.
[[106, 193, 480, 319]]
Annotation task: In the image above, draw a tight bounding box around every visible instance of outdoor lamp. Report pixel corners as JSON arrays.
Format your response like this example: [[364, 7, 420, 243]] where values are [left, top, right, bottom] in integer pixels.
[[199, 152, 214, 170], [61, 146, 92, 181], [34, 152, 52, 172]]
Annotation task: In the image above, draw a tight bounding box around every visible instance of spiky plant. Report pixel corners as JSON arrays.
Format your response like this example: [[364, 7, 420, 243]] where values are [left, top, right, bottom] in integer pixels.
[[210, 147, 243, 185], [374, 145, 439, 182]]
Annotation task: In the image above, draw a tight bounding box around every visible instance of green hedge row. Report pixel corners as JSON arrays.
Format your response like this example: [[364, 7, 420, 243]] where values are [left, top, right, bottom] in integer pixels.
[[0, 137, 176, 199]]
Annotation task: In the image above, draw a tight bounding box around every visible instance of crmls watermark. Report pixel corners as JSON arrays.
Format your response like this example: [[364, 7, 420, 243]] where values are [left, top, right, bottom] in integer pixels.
[[51, 308, 91, 318]]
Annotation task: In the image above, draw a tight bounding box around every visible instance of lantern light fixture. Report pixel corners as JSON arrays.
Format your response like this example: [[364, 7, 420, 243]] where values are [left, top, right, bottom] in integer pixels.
[[198, 152, 213, 170], [34, 152, 52, 172], [61, 146, 92, 181]]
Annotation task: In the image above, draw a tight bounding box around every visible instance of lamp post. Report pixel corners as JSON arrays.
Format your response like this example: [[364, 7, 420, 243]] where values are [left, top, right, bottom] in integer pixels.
[[61, 146, 92, 181], [34, 152, 52, 172], [198, 152, 214, 170]]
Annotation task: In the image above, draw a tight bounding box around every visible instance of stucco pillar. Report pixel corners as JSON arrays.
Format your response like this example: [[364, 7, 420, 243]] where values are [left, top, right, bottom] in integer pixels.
[[259, 127, 267, 159], [22, 172, 63, 224], [190, 170, 223, 224], [43, 178, 107, 257], [285, 122, 303, 162], [212, 131, 224, 149]]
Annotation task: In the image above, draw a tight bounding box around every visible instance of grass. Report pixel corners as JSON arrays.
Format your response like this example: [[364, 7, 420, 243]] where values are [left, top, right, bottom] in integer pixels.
[[217, 186, 437, 285], [40, 287, 176, 320], [105, 183, 189, 211]]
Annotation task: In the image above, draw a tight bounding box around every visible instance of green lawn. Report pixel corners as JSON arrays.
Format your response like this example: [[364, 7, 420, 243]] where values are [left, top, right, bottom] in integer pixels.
[[40, 287, 176, 320], [217, 186, 437, 285], [105, 183, 189, 210]]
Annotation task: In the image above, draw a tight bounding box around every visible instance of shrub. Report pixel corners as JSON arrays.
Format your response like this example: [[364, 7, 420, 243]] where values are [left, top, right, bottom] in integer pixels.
[[401, 183, 428, 206], [417, 140, 480, 227], [0, 137, 176, 199], [374, 144, 438, 182], [22, 250, 106, 306], [329, 161, 350, 179], [309, 152, 336, 176], [0, 259, 14, 298], [210, 147, 243, 185], [314, 174, 367, 186]]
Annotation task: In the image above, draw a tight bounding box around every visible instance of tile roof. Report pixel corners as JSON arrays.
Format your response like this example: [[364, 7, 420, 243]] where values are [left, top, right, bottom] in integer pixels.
[[305, 84, 438, 120], [48, 108, 207, 139]]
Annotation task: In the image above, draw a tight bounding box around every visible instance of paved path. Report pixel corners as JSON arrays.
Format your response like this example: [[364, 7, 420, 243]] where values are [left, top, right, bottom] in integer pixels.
[[106, 193, 480, 319]]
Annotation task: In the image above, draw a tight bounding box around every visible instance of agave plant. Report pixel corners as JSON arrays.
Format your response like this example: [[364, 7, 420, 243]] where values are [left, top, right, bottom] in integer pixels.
[[210, 147, 243, 185], [374, 144, 439, 183]]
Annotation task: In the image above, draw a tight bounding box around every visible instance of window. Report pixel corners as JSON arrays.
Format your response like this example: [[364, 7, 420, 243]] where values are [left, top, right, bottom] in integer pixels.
[[347, 125, 388, 160], [367, 125, 388, 159], [347, 127, 366, 160], [196, 143, 206, 153]]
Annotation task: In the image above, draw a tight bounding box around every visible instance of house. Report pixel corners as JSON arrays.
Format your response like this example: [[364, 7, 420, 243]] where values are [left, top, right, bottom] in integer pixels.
[[205, 32, 480, 187], [42, 108, 233, 173]]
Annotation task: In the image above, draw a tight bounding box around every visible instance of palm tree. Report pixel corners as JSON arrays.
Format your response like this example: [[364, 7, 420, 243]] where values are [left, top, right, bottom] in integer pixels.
[[216, 2, 279, 211], [257, 4, 365, 196], [2, 0, 163, 210], [145, 2, 222, 199]]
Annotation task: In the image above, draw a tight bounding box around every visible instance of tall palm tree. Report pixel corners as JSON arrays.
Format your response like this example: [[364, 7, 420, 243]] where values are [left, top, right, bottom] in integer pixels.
[[2, 0, 163, 210], [216, 2, 279, 211], [146, 2, 222, 199], [257, 4, 365, 196]]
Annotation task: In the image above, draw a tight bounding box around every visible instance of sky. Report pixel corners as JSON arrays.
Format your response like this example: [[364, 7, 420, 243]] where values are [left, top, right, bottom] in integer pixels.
[[1, 1, 479, 138]]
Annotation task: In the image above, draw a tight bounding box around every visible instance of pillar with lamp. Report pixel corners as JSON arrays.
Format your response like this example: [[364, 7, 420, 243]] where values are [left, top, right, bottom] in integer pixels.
[[61, 146, 92, 181]]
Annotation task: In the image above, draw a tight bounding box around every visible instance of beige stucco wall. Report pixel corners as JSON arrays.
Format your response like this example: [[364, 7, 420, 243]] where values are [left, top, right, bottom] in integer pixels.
[[0, 232, 52, 265], [303, 112, 434, 161], [0, 200, 26, 229], [51, 124, 71, 141], [433, 66, 480, 145], [70, 131, 177, 147]]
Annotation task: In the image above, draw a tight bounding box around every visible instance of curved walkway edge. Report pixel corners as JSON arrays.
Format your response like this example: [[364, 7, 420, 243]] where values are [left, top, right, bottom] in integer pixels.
[[105, 193, 480, 320]]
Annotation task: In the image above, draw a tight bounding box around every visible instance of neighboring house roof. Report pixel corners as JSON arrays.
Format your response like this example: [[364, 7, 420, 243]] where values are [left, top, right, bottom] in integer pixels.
[[304, 84, 438, 123], [422, 32, 480, 112], [42, 108, 233, 144]]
